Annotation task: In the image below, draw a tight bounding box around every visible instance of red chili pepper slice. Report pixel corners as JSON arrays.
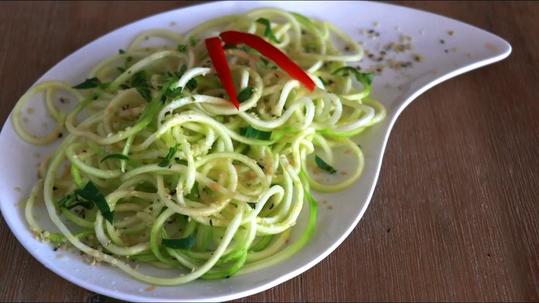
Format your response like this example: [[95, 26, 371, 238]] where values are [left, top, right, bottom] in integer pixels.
[[219, 31, 315, 91], [204, 37, 240, 109]]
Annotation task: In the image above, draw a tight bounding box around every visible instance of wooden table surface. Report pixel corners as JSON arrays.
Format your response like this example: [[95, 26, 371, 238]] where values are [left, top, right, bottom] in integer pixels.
[[1, 1, 538, 302]]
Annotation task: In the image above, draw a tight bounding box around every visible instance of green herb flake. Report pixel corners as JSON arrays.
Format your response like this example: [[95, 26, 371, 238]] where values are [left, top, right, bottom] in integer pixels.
[[58, 194, 76, 208], [314, 155, 337, 174], [256, 18, 280, 43], [185, 78, 197, 91], [162, 234, 195, 249], [318, 76, 328, 86], [76, 181, 114, 223], [118, 49, 126, 54], [185, 182, 200, 201], [177, 44, 187, 53], [57, 193, 93, 210], [130, 71, 152, 102], [240, 126, 272, 140], [189, 36, 198, 47], [131, 71, 147, 88], [332, 66, 374, 86], [73, 78, 102, 89], [165, 86, 183, 100], [158, 144, 178, 167], [237, 87, 254, 103], [162, 86, 183, 103], [160, 76, 182, 104], [98, 82, 110, 90], [160, 67, 196, 103], [174, 158, 188, 165], [100, 153, 129, 163], [178, 64, 188, 76]]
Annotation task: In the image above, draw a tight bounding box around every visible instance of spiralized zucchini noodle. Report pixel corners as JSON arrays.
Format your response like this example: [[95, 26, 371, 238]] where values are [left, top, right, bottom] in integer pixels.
[[14, 8, 385, 285]]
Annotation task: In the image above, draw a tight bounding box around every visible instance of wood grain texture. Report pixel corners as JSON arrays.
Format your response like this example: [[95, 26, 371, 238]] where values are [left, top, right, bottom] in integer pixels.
[[0, 1, 537, 302]]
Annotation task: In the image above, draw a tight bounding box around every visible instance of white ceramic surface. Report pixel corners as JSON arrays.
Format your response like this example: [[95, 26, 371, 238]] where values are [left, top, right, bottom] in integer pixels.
[[0, 1, 511, 302]]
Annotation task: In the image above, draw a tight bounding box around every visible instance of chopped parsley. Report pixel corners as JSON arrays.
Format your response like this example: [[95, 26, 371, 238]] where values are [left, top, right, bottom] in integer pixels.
[[160, 76, 182, 103], [58, 181, 114, 223], [256, 18, 280, 43], [237, 86, 254, 103], [159, 64, 197, 103], [130, 71, 152, 102], [73, 78, 102, 89], [186, 78, 197, 91], [177, 44, 187, 53], [189, 36, 198, 47], [177, 64, 197, 91], [100, 153, 129, 163], [162, 234, 195, 249], [161, 85, 182, 103], [58, 193, 92, 210], [76, 181, 114, 223], [332, 66, 374, 86], [178, 63, 187, 75], [185, 182, 200, 201], [158, 144, 178, 167], [240, 126, 272, 140], [318, 76, 328, 86], [314, 155, 337, 174]]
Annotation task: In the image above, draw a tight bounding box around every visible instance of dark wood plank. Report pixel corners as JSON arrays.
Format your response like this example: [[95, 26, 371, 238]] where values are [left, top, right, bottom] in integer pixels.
[[0, 1, 537, 302]]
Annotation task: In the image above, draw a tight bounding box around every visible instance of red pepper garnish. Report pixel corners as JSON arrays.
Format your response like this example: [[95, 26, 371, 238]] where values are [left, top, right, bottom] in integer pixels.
[[204, 37, 240, 109], [220, 31, 316, 91]]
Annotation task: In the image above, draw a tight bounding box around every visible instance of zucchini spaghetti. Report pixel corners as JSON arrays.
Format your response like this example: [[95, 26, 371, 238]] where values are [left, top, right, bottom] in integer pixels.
[[14, 8, 385, 285]]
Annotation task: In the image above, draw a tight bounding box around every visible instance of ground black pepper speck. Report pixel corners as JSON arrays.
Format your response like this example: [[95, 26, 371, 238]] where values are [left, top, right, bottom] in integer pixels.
[[358, 25, 424, 73]]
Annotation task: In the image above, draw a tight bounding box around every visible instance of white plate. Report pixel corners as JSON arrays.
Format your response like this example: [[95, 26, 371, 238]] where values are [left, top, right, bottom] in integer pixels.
[[0, 1, 510, 302]]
